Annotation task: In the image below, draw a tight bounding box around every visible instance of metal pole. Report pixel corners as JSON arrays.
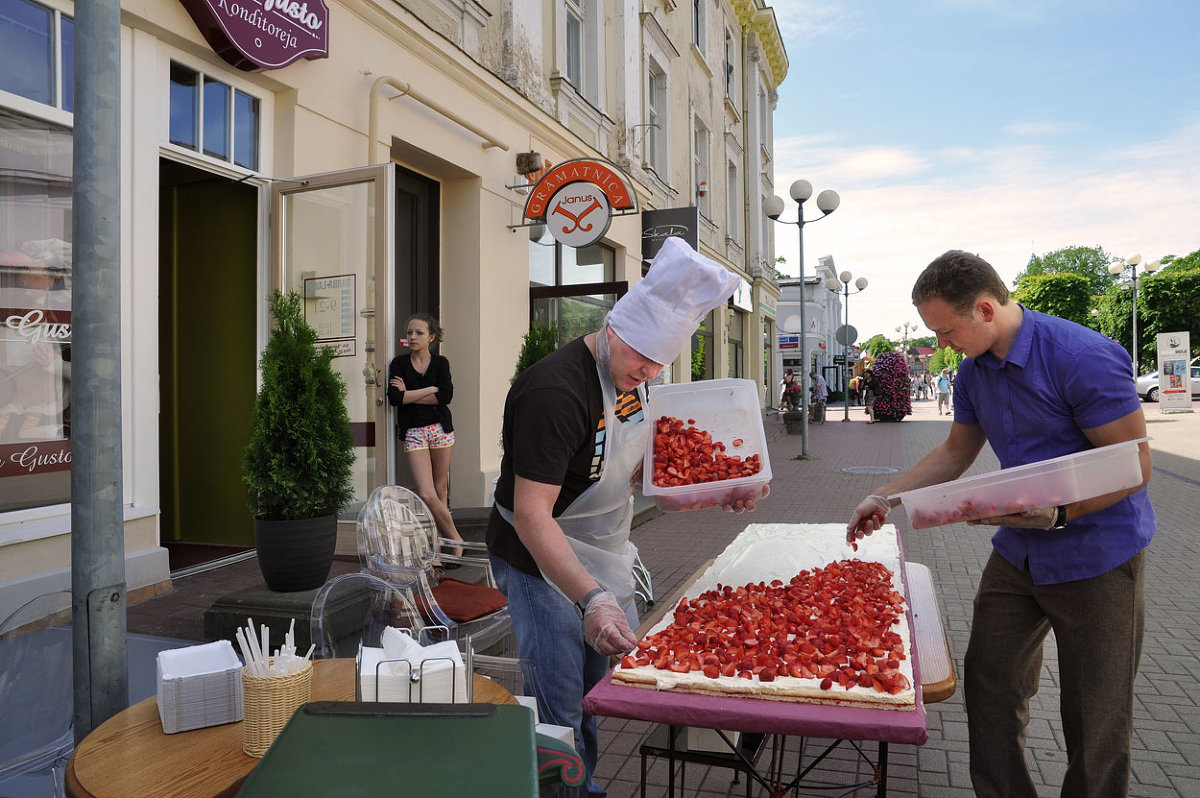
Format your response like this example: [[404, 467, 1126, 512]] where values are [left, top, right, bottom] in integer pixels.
[[796, 206, 809, 457], [1131, 272, 1139, 377], [843, 284, 851, 422], [71, 0, 128, 741]]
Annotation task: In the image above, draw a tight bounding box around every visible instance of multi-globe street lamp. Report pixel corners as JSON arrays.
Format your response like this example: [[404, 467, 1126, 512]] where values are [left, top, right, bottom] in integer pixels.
[[1108, 253, 1160, 377], [896, 321, 917, 370], [764, 180, 840, 457], [825, 271, 868, 422]]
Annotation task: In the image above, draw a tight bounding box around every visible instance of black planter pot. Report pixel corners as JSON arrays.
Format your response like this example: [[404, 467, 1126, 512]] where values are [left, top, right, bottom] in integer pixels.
[[253, 515, 337, 592]]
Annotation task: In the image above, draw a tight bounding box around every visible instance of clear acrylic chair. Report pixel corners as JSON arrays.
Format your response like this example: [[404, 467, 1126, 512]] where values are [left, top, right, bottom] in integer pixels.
[[0, 590, 75, 798], [355, 486, 521, 693]]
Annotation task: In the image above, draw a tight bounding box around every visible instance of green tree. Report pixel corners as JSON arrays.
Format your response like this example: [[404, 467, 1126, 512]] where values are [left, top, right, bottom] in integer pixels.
[[512, 321, 558, 382], [861, 334, 895, 358], [1012, 272, 1093, 326], [1014, 245, 1116, 295], [1135, 252, 1200, 364], [774, 255, 789, 280], [928, 346, 964, 375]]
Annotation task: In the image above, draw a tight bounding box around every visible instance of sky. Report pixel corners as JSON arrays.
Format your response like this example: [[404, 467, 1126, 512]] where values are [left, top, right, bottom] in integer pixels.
[[766, 0, 1200, 344]]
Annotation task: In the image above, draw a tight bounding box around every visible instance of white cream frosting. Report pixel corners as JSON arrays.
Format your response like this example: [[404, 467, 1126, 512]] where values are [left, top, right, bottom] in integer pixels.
[[617, 523, 916, 707]]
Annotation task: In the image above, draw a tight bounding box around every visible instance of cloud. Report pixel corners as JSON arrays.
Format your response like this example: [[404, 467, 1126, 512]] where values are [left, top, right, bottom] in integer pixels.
[[1002, 120, 1078, 138], [769, 121, 1200, 340]]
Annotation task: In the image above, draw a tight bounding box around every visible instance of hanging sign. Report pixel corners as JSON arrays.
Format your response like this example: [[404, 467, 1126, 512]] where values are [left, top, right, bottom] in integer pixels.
[[641, 207, 698, 261], [179, 0, 330, 72], [524, 159, 636, 248], [1156, 331, 1192, 413]]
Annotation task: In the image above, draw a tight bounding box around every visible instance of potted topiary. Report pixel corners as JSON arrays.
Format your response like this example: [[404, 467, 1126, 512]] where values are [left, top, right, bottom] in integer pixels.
[[242, 290, 355, 592]]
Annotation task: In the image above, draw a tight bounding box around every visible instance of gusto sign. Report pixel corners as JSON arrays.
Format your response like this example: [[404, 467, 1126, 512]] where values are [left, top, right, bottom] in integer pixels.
[[180, 0, 330, 72], [524, 159, 635, 248]]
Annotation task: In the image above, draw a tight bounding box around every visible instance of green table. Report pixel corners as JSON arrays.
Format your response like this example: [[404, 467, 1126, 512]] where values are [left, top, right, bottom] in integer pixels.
[[238, 702, 539, 797]]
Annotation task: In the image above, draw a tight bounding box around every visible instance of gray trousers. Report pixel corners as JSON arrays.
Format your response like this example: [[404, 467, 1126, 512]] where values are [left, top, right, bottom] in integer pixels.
[[965, 549, 1145, 798]]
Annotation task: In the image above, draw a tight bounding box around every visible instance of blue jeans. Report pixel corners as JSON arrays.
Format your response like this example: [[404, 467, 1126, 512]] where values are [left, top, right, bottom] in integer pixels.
[[490, 554, 610, 798]]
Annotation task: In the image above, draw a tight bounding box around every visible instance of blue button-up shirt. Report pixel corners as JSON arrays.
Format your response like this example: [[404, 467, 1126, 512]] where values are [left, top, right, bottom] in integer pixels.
[[953, 307, 1155, 584]]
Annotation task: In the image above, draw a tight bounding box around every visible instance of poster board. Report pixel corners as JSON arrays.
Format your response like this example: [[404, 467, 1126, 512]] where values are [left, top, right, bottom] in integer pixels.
[[1155, 331, 1192, 413]]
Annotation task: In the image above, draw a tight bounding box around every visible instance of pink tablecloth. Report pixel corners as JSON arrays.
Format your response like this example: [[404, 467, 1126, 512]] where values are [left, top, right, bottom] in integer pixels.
[[584, 550, 930, 746]]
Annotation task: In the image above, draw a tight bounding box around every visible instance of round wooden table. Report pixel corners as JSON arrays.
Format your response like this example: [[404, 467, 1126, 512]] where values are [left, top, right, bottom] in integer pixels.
[[66, 658, 516, 798]]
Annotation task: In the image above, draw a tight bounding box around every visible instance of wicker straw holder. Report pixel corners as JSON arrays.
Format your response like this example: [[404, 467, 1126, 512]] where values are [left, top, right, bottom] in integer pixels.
[[241, 660, 313, 758]]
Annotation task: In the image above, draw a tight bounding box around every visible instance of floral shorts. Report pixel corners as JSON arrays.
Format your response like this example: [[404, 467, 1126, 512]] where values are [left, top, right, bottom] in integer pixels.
[[403, 422, 455, 452]]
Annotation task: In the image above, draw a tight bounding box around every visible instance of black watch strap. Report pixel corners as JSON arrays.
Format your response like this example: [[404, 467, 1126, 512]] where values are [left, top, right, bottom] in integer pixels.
[[1051, 505, 1068, 530], [574, 587, 606, 618]]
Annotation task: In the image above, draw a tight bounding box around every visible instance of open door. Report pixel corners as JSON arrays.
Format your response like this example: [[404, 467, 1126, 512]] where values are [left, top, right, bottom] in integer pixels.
[[271, 165, 394, 520]]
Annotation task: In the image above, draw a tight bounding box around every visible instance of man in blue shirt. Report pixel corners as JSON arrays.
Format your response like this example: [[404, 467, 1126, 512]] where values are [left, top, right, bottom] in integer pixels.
[[847, 250, 1154, 798]]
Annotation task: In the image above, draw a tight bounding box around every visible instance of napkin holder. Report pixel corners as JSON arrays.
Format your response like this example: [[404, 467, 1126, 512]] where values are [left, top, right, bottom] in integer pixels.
[[357, 625, 469, 703], [156, 640, 244, 734], [357, 647, 469, 703]]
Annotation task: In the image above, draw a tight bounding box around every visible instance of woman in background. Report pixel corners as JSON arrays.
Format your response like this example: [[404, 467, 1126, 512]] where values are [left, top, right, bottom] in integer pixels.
[[387, 314, 463, 552]]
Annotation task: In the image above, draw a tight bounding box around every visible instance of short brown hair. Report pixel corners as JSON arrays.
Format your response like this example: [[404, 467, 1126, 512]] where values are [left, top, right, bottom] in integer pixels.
[[912, 250, 1009, 317]]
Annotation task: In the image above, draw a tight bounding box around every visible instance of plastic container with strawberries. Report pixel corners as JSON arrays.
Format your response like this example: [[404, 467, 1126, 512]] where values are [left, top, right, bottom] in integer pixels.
[[642, 378, 772, 512], [895, 437, 1148, 529]]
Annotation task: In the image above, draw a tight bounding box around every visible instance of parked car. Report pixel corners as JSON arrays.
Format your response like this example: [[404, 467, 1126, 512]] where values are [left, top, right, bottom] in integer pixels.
[[1135, 366, 1200, 402]]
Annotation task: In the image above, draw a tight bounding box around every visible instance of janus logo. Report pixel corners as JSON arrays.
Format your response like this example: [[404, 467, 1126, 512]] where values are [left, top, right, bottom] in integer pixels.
[[546, 184, 612, 247]]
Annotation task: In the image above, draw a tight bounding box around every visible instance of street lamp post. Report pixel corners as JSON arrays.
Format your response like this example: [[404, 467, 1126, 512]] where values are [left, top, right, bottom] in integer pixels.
[[764, 180, 841, 457], [896, 321, 917, 370], [1108, 253, 1160, 377], [826, 271, 868, 422]]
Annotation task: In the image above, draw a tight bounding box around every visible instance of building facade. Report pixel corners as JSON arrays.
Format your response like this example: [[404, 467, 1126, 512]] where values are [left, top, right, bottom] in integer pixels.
[[0, 0, 788, 614]]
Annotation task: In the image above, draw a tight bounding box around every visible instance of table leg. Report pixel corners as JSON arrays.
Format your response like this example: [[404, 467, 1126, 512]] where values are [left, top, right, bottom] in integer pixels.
[[667, 724, 677, 797], [876, 741, 888, 797]]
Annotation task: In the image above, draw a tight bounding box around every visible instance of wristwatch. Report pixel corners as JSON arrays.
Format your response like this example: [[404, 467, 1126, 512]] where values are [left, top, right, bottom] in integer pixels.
[[574, 587, 606, 618], [1050, 505, 1068, 530]]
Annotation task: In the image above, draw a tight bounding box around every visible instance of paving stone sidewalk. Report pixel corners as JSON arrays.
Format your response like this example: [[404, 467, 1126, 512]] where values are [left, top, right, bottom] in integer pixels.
[[609, 397, 1200, 797]]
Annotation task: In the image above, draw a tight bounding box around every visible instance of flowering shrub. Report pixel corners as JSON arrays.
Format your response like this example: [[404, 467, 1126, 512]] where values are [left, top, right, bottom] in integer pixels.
[[872, 352, 912, 421], [784, 381, 802, 409]]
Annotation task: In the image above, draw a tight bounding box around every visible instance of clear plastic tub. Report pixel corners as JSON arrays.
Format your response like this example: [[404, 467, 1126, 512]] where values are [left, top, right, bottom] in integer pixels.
[[896, 438, 1147, 529], [642, 378, 772, 512]]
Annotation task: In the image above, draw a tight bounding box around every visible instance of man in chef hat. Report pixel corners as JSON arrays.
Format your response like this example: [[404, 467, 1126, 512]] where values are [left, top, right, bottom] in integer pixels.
[[487, 236, 742, 797]]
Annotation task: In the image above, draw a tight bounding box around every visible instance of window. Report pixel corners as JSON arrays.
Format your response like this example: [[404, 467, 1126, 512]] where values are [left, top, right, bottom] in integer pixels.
[[646, 63, 667, 172], [0, 0, 74, 112], [724, 28, 736, 98], [169, 62, 260, 170], [565, 1, 582, 88], [693, 119, 709, 216], [0, 107, 73, 511], [692, 0, 706, 51], [726, 161, 740, 242], [529, 229, 621, 348], [560, 0, 600, 106], [728, 310, 744, 378]]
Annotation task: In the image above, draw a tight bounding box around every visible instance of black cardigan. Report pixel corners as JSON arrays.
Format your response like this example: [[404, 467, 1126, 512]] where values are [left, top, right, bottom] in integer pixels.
[[386, 352, 454, 438]]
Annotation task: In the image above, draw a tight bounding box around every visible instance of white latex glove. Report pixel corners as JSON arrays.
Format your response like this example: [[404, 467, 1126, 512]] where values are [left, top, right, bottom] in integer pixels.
[[970, 505, 1058, 529], [847, 494, 892, 545], [582, 591, 638, 656]]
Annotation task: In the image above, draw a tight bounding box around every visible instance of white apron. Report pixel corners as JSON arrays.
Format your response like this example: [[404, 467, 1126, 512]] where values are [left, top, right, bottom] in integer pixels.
[[498, 324, 649, 627]]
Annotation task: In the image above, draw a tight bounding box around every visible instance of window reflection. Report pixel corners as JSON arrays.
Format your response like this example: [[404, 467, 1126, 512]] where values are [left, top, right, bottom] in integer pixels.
[[169, 63, 199, 149], [202, 77, 230, 160], [0, 0, 53, 105], [0, 108, 73, 511]]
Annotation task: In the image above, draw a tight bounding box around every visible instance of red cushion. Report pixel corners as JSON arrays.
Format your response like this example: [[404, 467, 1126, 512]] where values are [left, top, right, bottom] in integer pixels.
[[429, 578, 508, 623]]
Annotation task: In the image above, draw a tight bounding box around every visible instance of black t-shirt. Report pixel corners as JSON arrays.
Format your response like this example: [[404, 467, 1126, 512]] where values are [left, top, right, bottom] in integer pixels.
[[486, 336, 607, 576]]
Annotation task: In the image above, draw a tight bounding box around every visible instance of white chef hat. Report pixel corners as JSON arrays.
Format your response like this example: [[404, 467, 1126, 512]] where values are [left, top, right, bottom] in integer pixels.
[[607, 236, 740, 366]]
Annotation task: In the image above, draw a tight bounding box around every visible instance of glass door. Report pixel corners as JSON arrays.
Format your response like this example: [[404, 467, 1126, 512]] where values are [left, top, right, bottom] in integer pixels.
[[271, 164, 393, 519]]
